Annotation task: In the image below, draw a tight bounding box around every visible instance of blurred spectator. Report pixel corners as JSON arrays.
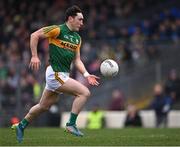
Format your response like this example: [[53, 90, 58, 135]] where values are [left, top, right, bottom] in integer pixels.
[[33, 80, 42, 103], [98, 43, 115, 61], [165, 69, 180, 106], [115, 42, 132, 65], [86, 104, 106, 129], [124, 104, 142, 127], [130, 27, 146, 66], [109, 89, 125, 110], [146, 45, 160, 61], [0, 58, 8, 80], [150, 84, 173, 128]]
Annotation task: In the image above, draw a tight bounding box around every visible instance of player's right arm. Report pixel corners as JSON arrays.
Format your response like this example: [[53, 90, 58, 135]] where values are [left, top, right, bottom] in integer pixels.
[[29, 25, 60, 71]]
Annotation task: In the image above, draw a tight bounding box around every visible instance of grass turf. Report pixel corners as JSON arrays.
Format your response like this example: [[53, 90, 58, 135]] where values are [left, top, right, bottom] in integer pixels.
[[0, 127, 180, 146]]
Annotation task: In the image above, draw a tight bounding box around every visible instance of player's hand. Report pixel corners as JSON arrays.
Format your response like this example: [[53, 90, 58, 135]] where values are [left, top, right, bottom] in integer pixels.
[[86, 75, 100, 86], [29, 56, 41, 71]]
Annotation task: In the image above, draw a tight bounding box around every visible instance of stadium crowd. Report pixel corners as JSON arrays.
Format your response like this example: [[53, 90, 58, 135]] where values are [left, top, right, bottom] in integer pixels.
[[0, 0, 180, 126]]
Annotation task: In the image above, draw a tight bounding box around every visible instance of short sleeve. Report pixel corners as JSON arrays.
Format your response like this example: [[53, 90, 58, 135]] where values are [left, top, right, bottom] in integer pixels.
[[76, 37, 82, 52], [43, 25, 60, 38]]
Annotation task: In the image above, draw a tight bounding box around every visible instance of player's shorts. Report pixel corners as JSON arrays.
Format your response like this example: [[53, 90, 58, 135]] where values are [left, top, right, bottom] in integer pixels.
[[45, 65, 70, 92]]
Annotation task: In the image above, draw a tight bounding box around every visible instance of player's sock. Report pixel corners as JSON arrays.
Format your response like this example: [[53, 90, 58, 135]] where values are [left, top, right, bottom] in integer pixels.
[[66, 112, 78, 126], [18, 119, 29, 130]]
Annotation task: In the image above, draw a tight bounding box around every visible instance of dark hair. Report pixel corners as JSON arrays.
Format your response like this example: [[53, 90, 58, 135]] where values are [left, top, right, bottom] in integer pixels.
[[65, 5, 82, 21]]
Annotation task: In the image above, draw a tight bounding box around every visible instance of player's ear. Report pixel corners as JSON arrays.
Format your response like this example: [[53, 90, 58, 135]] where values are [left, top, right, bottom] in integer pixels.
[[68, 16, 74, 22]]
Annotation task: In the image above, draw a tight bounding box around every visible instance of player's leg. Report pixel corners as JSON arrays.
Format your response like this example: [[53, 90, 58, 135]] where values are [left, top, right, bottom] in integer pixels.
[[56, 78, 90, 136], [12, 89, 59, 142], [57, 78, 90, 114], [24, 89, 59, 122]]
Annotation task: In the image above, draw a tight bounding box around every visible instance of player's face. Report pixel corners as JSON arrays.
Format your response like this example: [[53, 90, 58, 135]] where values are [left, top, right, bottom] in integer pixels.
[[71, 13, 84, 31]]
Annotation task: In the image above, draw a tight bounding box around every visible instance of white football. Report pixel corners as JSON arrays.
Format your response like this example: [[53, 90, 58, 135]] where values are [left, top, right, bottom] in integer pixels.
[[100, 59, 119, 77]]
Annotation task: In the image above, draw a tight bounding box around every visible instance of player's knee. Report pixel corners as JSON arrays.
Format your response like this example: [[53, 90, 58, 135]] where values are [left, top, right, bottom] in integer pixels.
[[83, 88, 91, 98]]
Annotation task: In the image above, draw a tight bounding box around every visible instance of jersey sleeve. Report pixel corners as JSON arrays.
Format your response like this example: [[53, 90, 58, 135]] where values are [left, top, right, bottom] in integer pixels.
[[43, 25, 60, 38], [76, 36, 82, 53]]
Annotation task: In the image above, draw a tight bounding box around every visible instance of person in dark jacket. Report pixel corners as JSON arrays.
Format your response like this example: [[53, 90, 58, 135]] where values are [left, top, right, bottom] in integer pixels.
[[150, 84, 173, 127], [165, 69, 180, 109], [125, 105, 142, 127]]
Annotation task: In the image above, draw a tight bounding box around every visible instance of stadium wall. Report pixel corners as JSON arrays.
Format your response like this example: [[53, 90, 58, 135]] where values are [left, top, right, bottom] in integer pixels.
[[61, 110, 180, 128]]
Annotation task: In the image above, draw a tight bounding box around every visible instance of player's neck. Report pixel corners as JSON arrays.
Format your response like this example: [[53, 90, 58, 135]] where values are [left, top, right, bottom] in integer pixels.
[[66, 22, 73, 31]]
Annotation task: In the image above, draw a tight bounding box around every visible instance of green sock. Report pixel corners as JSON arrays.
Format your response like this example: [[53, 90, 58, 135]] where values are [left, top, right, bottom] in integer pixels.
[[19, 119, 29, 130], [66, 112, 78, 126]]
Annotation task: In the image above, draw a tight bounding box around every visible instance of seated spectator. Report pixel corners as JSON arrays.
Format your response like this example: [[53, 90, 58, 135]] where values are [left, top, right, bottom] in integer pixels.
[[86, 104, 106, 129], [109, 89, 125, 110], [124, 104, 142, 127], [150, 84, 173, 128]]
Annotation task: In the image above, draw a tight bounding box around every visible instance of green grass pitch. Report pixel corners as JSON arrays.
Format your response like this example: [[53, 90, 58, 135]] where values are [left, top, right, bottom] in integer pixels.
[[1, 128, 180, 146]]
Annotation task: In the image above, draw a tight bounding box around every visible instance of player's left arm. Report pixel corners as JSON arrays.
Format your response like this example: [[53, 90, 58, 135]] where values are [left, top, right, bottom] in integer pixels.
[[74, 44, 100, 86]]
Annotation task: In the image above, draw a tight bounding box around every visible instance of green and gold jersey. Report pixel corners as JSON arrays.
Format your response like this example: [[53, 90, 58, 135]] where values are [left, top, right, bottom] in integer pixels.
[[43, 24, 81, 72]]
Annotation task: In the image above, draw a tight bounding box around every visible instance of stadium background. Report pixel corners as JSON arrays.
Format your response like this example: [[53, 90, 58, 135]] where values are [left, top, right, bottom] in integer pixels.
[[0, 0, 180, 127]]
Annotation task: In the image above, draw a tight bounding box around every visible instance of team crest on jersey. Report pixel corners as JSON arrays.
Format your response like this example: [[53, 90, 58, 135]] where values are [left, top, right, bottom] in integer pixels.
[[75, 39, 79, 44], [64, 35, 69, 40]]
